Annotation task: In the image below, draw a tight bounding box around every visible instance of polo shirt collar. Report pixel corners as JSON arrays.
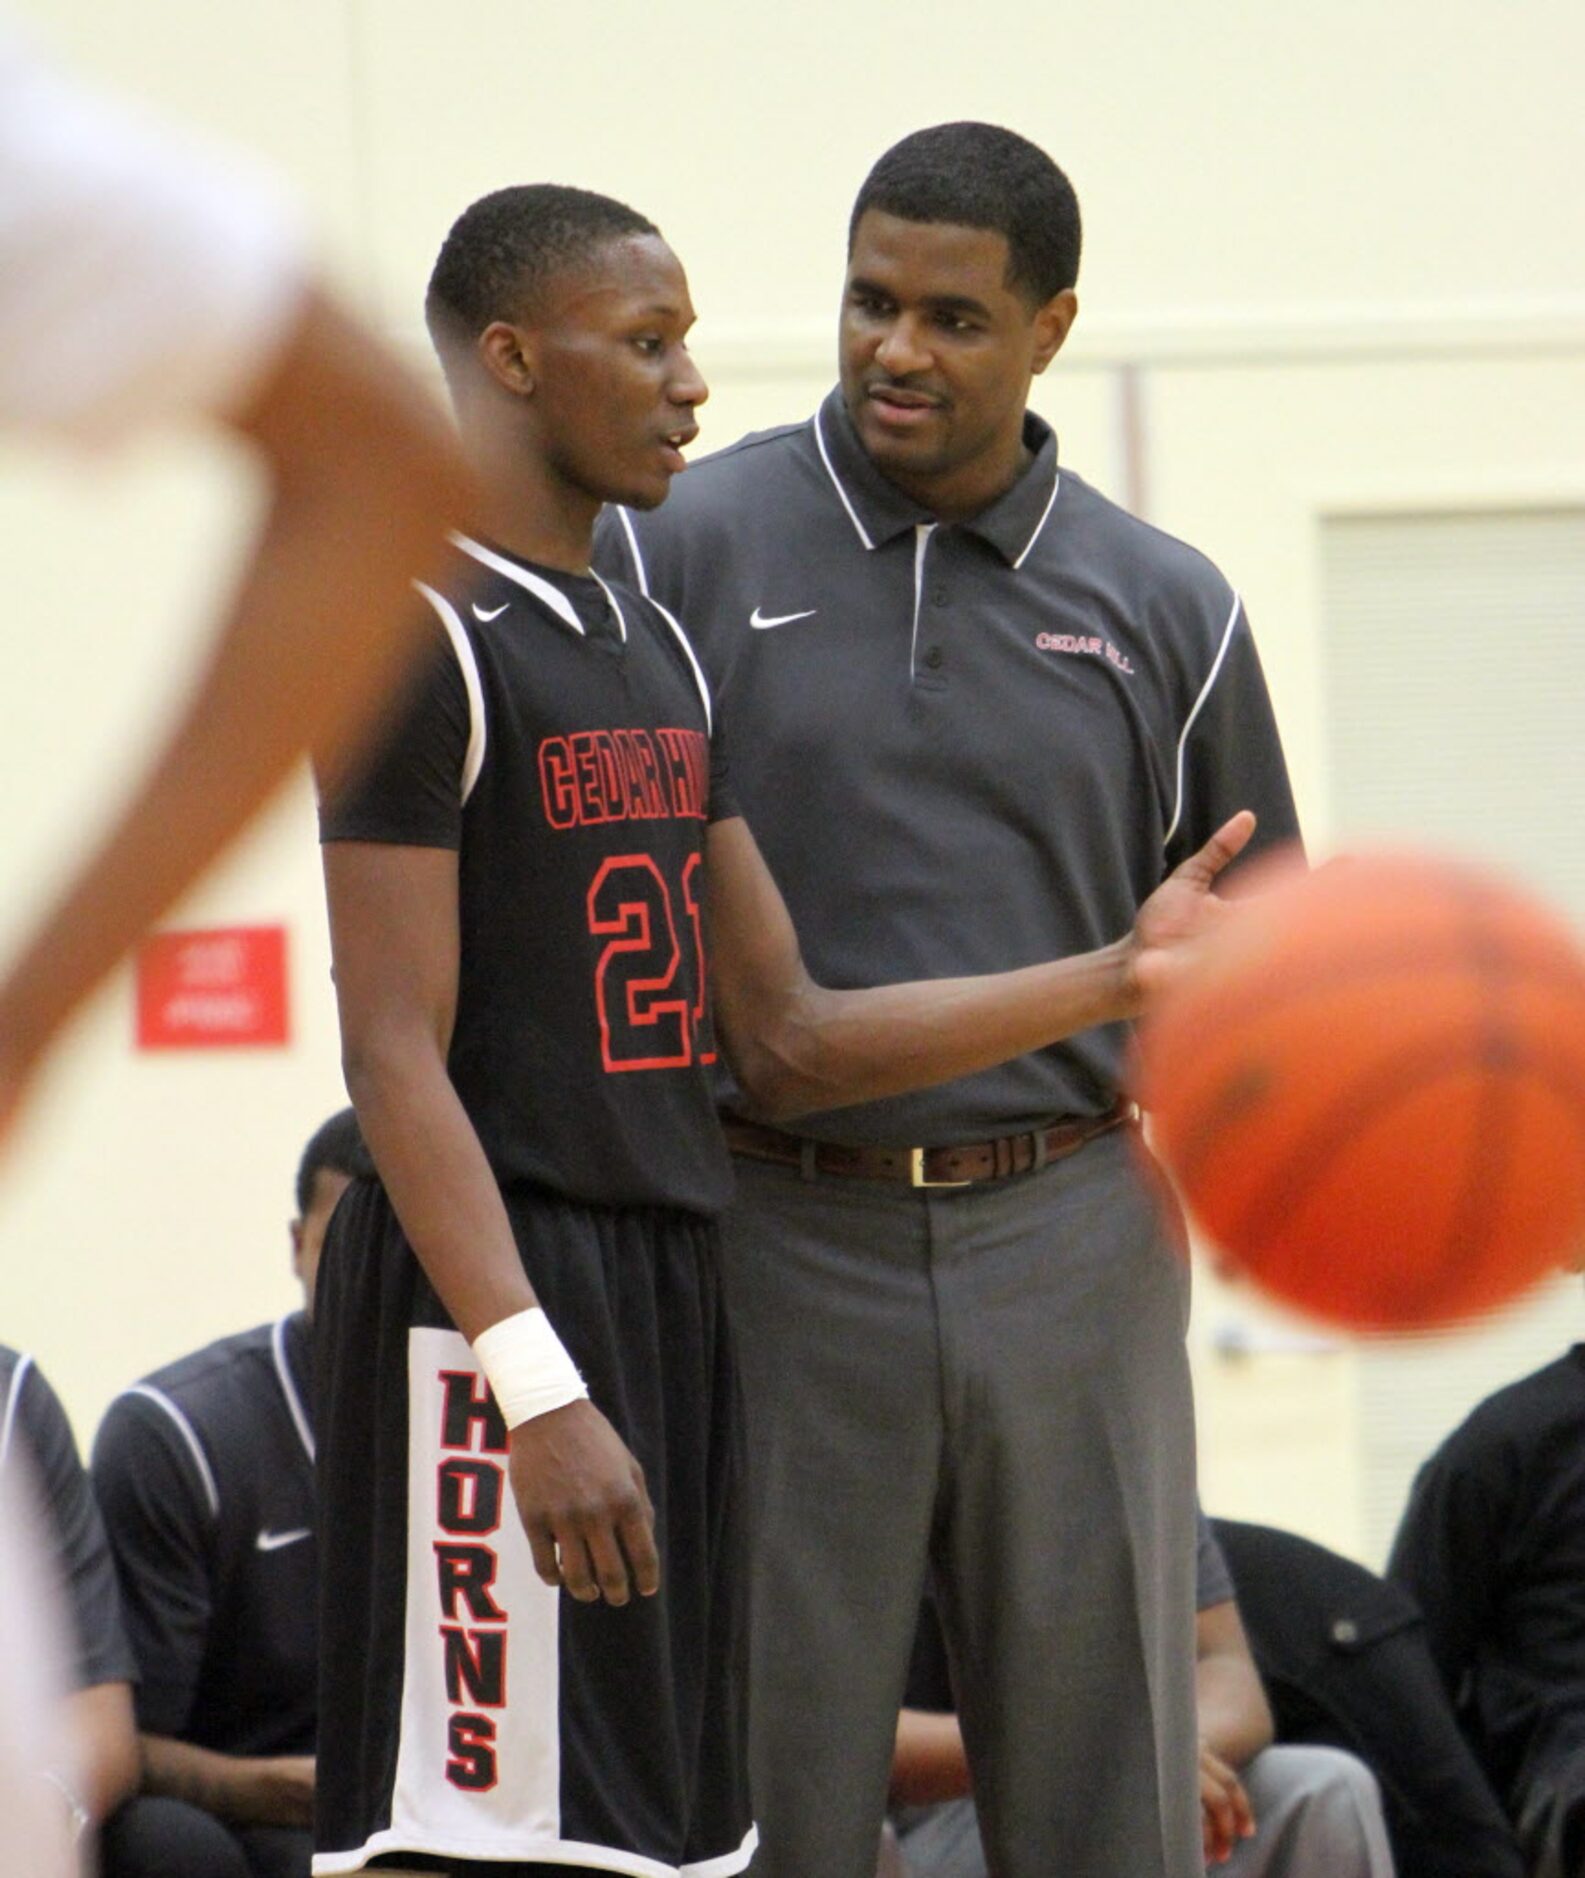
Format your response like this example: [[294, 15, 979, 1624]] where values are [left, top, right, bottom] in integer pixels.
[[812, 384, 1061, 567]]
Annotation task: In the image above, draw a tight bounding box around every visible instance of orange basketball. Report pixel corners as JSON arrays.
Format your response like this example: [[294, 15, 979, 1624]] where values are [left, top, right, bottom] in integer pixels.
[[1135, 849, 1585, 1329]]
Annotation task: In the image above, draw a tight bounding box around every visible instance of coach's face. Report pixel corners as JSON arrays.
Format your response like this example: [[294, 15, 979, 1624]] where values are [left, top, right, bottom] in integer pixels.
[[529, 234, 708, 512], [840, 210, 1075, 520]]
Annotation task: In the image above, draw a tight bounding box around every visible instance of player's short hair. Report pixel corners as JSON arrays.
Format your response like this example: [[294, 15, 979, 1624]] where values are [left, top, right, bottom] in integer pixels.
[[848, 122, 1082, 305], [425, 184, 659, 355], [295, 1108, 373, 1216]]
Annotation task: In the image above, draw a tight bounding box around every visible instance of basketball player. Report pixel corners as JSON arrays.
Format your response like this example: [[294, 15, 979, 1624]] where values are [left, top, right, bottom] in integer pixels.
[[92, 1111, 373, 1878], [0, 25, 474, 1144], [313, 183, 1254, 1877]]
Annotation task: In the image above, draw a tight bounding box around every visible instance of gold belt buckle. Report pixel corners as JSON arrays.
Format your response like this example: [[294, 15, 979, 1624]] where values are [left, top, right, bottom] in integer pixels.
[[909, 1147, 972, 1189]]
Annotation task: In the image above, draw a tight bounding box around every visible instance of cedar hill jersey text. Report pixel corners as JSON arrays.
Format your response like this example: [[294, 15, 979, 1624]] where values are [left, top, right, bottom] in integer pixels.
[[538, 725, 710, 830]]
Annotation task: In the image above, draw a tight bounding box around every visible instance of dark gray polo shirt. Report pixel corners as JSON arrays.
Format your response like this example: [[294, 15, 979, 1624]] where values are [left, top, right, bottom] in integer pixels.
[[594, 386, 1300, 1146]]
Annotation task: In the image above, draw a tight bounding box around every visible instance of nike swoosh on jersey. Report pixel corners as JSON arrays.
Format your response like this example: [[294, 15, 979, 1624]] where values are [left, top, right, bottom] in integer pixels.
[[472, 602, 510, 622], [255, 1526, 311, 1553], [749, 606, 817, 630]]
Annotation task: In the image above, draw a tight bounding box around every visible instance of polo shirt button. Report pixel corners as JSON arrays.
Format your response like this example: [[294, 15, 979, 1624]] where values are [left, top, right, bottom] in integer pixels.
[[1331, 1618, 1360, 1646], [924, 646, 944, 671], [931, 587, 949, 607]]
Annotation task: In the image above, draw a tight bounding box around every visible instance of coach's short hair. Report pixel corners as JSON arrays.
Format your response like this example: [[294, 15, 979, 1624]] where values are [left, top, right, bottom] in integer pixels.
[[848, 123, 1081, 305], [294, 1107, 373, 1216], [425, 184, 658, 354]]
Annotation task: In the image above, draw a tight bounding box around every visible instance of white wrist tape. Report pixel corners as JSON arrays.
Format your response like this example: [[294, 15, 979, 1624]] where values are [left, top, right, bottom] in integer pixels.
[[473, 1307, 588, 1430]]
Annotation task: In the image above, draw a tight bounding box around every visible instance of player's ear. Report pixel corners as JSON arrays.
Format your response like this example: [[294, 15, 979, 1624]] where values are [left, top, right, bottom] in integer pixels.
[[1030, 288, 1078, 377], [478, 321, 537, 397]]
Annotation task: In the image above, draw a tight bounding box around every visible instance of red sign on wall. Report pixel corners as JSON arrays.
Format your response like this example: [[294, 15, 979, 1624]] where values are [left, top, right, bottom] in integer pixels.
[[135, 926, 289, 1050]]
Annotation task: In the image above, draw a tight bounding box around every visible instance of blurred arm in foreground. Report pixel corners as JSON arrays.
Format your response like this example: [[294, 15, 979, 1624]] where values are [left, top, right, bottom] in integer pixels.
[[0, 30, 475, 1130]]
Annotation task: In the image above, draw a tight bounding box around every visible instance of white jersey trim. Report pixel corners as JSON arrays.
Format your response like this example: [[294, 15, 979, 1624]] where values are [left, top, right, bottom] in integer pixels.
[[1164, 591, 1242, 850], [813, 404, 876, 551], [0, 1353, 34, 1468], [588, 567, 630, 645], [123, 1385, 220, 1521], [647, 598, 714, 736], [270, 1316, 315, 1465], [313, 1821, 758, 1878], [415, 582, 487, 807], [453, 534, 587, 636], [612, 506, 653, 597]]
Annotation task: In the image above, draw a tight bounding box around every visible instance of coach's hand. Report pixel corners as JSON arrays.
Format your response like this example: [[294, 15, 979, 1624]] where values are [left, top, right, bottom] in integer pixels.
[[510, 1398, 660, 1605], [1125, 811, 1259, 1013]]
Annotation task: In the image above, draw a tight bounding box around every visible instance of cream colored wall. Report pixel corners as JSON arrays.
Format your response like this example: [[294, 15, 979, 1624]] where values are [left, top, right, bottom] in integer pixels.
[[6, 0, 1585, 1543]]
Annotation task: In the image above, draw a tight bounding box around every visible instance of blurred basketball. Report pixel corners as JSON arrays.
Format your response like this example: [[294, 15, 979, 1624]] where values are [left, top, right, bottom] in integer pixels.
[[1135, 848, 1585, 1330]]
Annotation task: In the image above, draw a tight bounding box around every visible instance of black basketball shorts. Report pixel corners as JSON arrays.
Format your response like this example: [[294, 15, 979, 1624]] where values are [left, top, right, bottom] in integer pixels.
[[311, 1179, 754, 1877]]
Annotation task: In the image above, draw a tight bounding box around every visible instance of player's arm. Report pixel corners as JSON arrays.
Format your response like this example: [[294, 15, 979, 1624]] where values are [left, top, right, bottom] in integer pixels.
[[64, 1682, 138, 1827], [0, 286, 475, 1134], [9, 1362, 140, 1825], [1195, 1597, 1270, 1864], [889, 1709, 973, 1808], [323, 841, 658, 1606], [705, 810, 1255, 1121], [138, 1737, 314, 1829], [1196, 1597, 1274, 1772]]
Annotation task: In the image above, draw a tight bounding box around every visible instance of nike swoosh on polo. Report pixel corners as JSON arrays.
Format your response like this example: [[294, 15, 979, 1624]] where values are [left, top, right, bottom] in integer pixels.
[[255, 1527, 311, 1553], [749, 606, 817, 630], [472, 602, 510, 623]]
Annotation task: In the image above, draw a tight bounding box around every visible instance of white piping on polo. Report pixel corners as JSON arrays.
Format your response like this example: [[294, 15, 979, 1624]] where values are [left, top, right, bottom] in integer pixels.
[[613, 507, 652, 597], [1164, 592, 1242, 850], [415, 583, 486, 806], [271, 1316, 315, 1464], [648, 598, 714, 734], [453, 534, 586, 636], [1012, 469, 1062, 570], [909, 522, 937, 681], [0, 1352, 33, 1467], [124, 1384, 220, 1520], [814, 405, 875, 550]]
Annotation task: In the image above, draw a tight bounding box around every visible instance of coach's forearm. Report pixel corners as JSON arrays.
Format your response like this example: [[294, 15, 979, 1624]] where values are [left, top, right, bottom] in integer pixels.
[[140, 1736, 314, 1828], [727, 942, 1134, 1123]]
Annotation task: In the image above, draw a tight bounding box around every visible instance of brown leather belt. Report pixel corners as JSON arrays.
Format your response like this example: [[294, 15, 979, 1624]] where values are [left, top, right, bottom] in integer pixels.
[[721, 1098, 1137, 1188]]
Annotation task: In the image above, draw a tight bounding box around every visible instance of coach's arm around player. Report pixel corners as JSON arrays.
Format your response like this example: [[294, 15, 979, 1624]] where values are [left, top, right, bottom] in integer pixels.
[[704, 807, 1256, 1121]]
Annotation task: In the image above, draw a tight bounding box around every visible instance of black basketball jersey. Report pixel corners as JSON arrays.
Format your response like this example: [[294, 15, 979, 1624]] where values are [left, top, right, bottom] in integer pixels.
[[320, 536, 736, 1216]]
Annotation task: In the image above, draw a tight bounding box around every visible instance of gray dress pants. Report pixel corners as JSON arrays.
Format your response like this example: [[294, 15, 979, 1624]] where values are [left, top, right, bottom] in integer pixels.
[[720, 1126, 1200, 1878], [892, 1745, 1396, 1878]]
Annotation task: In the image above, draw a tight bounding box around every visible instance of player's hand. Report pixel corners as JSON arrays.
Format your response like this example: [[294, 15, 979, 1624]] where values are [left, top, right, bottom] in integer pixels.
[[1125, 811, 1257, 1014], [244, 1755, 317, 1827], [509, 1398, 660, 1605], [1198, 1743, 1256, 1865]]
